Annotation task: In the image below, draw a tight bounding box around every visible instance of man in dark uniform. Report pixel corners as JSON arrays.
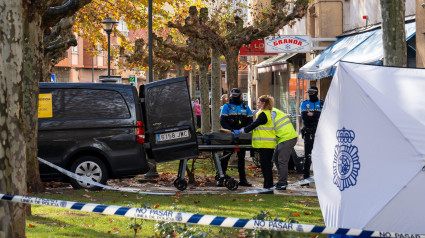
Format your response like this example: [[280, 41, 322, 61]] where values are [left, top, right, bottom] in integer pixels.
[[300, 86, 324, 181], [219, 88, 253, 187]]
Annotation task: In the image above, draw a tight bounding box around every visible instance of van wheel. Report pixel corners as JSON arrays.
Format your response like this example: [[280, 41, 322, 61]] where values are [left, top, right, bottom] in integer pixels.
[[70, 156, 108, 191]]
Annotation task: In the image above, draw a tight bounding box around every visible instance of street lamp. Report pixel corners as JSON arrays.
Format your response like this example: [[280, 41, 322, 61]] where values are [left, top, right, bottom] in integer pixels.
[[101, 17, 118, 78]]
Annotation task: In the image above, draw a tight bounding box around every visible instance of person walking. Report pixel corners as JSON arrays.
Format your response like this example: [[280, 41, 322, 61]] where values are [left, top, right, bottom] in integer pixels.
[[271, 107, 298, 190], [194, 99, 201, 129], [300, 86, 324, 181], [219, 88, 253, 187], [236, 95, 276, 192]]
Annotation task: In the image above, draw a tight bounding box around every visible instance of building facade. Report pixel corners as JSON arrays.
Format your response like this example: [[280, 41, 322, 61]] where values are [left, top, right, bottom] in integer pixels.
[[249, 0, 421, 133]]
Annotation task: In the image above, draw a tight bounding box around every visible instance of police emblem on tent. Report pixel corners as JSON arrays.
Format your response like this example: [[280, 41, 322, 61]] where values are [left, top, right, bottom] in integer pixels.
[[333, 127, 360, 191]]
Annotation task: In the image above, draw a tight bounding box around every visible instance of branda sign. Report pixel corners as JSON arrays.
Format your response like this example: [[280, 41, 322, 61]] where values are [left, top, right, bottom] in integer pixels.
[[265, 35, 311, 53]]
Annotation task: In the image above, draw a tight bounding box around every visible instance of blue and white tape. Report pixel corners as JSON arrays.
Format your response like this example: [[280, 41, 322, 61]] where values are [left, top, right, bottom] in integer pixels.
[[2, 193, 423, 237], [38, 157, 175, 196], [240, 177, 315, 194]]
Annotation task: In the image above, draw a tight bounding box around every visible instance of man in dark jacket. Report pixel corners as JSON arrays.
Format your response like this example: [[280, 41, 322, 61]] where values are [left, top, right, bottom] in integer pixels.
[[300, 86, 324, 181], [219, 88, 253, 187]]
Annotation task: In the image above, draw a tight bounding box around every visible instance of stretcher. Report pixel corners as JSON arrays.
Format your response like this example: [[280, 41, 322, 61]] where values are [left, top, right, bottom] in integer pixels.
[[173, 144, 253, 191]]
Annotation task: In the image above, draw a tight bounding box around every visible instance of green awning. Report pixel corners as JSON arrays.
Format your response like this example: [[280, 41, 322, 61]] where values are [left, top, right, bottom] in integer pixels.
[[256, 53, 297, 68], [256, 53, 297, 74]]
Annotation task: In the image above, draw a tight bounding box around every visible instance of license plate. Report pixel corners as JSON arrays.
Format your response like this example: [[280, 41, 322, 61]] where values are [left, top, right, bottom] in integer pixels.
[[157, 130, 189, 142]]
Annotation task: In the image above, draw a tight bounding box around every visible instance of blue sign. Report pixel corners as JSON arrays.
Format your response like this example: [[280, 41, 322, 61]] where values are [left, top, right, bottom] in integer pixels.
[[51, 74, 56, 82], [333, 127, 360, 191]]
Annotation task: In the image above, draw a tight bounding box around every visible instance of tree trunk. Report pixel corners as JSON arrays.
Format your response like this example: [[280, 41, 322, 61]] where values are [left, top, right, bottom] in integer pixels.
[[0, 1, 27, 237], [190, 63, 197, 100], [175, 62, 185, 77], [224, 47, 239, 90], [211, 49, 221, 132], [199, 62, 211, 134], [23, 12, 44, 195], [380, 0, 406, 67]]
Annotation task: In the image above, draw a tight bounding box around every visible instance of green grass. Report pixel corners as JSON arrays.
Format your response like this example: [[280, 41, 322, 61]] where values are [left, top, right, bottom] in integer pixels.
[[27, 156, 324, 237], [27, 190, 324, 237]]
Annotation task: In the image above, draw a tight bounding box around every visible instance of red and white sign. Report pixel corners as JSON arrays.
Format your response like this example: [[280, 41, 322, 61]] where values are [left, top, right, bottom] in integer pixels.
[[265, 35, 312, 53], [239, 40, 278, 56]]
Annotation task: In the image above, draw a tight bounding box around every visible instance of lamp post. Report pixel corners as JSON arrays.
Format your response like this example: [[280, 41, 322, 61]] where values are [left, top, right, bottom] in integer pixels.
[[101, 17, 118, 78]]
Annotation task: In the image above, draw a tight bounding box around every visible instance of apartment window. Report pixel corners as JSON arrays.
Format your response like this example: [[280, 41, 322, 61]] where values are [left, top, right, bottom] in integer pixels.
[[72, 45, 78, 54]]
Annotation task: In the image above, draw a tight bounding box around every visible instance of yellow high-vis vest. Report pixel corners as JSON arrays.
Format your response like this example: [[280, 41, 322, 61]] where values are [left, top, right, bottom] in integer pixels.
[[252, 109, 276, 148], [272, 108, 298, 144]]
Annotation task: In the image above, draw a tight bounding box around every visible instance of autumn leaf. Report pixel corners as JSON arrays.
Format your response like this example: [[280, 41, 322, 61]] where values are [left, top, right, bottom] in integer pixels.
[[28, 224, 36, 228], [303, 212, 314, 215], [199, 183, 204, 187], [82, 194, 91, 198], [293, 213, 301, 217], [257, 199, 265, 202], [154, 203, 160, 208], [113, 226, 119, 231], [194, 200, 200, 204], [108, 218, 114, 222]]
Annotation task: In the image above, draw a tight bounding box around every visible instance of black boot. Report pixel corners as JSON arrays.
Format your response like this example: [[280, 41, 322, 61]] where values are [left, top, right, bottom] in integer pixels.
[[238, 178, 252, 187], [217, 178, 224, 187]]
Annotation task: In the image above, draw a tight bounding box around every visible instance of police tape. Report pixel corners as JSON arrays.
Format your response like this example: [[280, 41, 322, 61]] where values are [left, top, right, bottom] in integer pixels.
[[37, 157, 175, 196], [2, 193, 423, 237], [239, 177, 315, 194]]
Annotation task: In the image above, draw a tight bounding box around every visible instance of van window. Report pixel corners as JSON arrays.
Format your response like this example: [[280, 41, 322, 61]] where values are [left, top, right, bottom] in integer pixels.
[[146, 81, 192, 130], [50, 89, 130, 120]]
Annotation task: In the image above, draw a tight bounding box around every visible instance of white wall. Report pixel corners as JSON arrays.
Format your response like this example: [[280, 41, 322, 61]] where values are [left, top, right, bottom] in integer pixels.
[[278, 17, 307, 35], [342, 0, 415, 32]]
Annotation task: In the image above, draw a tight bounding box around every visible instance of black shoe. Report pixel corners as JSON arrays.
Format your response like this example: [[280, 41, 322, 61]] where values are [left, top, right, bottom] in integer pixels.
[[275, 184, 287, 190], [238, 179, 252, 187], [217, 178, 224, 187], [301, 183, 310, 187], [259, 189, 273, 194]]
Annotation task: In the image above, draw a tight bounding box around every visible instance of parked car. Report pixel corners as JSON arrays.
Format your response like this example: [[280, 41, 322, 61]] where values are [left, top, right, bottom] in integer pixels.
[[38, 77, 198, 190]]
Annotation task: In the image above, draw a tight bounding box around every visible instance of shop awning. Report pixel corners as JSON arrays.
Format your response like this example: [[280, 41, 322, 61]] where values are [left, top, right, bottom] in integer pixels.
[[299, 21, 416, 80], [256, 53, 297, 74]]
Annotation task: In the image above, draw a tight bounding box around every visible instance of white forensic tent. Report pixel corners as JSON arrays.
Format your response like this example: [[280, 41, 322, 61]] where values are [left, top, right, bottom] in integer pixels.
[[313, 62, 425, 234]]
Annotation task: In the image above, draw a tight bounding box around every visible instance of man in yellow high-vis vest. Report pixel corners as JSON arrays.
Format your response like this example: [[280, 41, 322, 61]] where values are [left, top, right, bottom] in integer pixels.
[[271, 108, 298, 190]]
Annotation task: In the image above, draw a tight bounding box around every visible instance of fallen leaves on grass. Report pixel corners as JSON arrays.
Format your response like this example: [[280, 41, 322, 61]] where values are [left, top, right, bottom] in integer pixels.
[[28, 224, 36, 228], [303, 211, 314, 215], [293, 213, 301, 217], [154, 203, 160, 208]]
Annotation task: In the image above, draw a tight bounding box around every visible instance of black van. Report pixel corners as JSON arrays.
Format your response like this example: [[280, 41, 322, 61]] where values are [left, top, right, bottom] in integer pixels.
[[38, 77, 198, 190]]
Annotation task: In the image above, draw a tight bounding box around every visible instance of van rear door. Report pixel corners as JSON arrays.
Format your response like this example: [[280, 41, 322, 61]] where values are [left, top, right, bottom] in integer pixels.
[[140, 77, 198, 162]]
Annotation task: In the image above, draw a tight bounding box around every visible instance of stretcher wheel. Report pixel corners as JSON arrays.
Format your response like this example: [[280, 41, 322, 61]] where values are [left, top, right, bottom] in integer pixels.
[[174, 178, 187, 191], [225, 178, 238, 191]]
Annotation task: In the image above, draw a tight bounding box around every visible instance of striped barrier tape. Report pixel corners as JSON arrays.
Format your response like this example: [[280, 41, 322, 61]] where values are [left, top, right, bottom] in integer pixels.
[[2, 193, 423, 237], [37, 157, 175, 196], [240, 177, 315, 194]]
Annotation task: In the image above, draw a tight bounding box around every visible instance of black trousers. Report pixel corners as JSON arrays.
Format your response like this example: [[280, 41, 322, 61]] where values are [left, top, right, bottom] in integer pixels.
[[258, 148, 275, 188], [303, 132, 315, 179], [220, 149, 247, 180]]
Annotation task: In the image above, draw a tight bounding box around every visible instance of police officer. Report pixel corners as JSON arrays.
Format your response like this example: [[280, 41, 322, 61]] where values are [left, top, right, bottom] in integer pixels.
[[219, 88, 253, 187], [300, 86, 324, 181]]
